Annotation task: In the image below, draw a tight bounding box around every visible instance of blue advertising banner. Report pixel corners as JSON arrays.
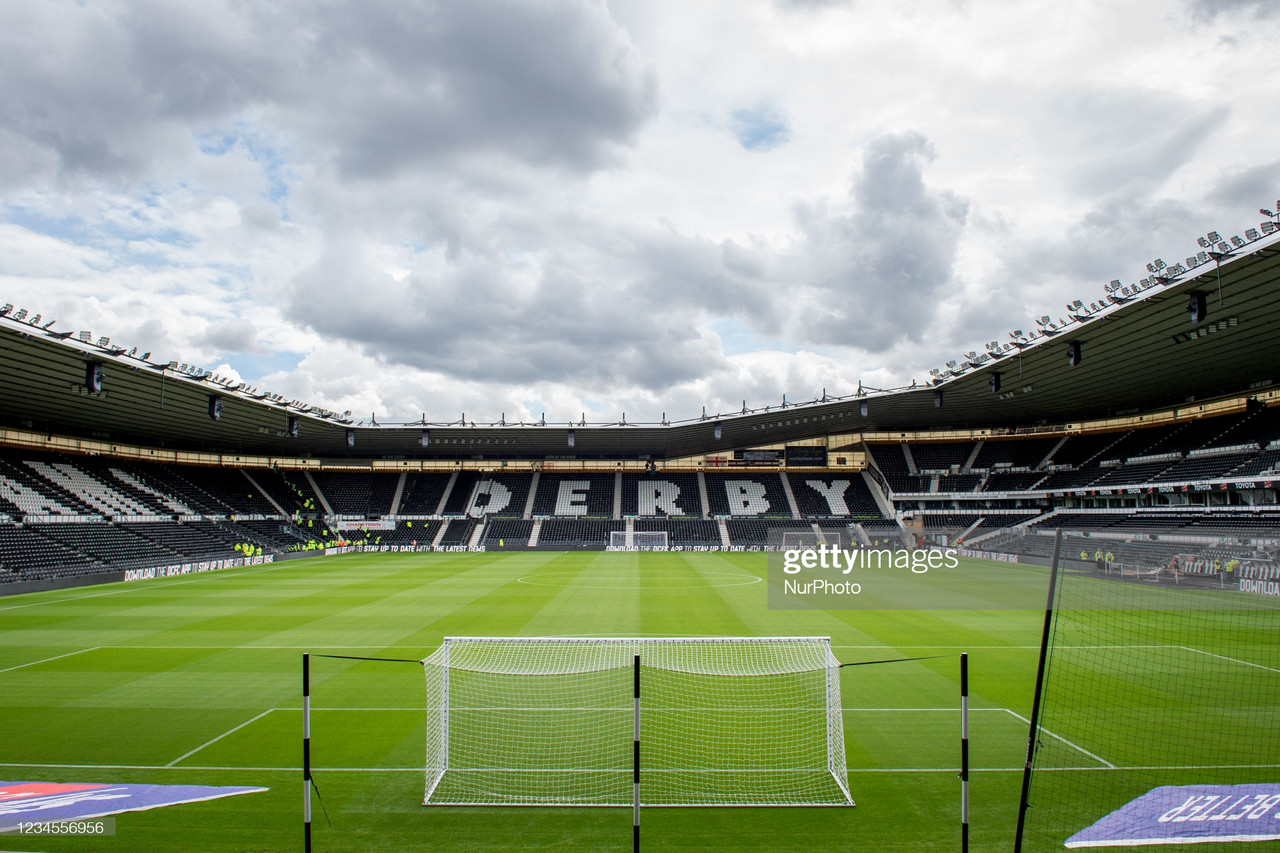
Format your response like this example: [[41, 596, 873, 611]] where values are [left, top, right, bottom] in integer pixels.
[[0, 781, 267, 832], [1066, 783, 1280, 848]]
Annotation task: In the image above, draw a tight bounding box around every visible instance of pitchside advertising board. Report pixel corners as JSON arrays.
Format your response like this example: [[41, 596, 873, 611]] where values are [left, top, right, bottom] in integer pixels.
[[1066, 783, 1280, 847], [0, 781, 266, 834]]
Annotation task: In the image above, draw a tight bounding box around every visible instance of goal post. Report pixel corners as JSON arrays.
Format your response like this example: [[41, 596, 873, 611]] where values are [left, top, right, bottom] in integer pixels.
[[607, 531, 669, 550], [423, 637, 852, 807]]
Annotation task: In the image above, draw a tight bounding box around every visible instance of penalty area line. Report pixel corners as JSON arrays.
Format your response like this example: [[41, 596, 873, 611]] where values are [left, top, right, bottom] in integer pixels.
[[1003, 709, 1116, 769], [1178, 645, 1280, 675], [166, 709, 276, 767]]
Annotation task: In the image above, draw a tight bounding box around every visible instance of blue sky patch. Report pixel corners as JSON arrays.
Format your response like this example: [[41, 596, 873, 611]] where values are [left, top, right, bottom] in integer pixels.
[[731, 105, 790, 152]]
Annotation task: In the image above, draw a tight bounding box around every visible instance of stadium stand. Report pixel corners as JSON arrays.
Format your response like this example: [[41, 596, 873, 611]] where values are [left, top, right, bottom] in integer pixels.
[[397, 472, 455, 515], [910, 441, 974, 471], [787, 474, 884, 519], [7, 400, 1280, 586], [531, 473, 615, 517], [635, 518, 722, 546], [311, 470, 399, 517], [620, 473, 702, 517], [482, 519, 535, 548], [537, 519, 624, 548], [703, 472, 792, 518], [866, 444, 927, 493]]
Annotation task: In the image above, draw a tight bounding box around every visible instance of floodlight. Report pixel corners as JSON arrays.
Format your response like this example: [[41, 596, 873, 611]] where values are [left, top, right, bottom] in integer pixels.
[[1246, 228, 1260, 241], [1231, 235, 1245, 248], [1207, 231, 1222, 243], [1108, 280, 1121, 292], [1262, 209, 1275, 217], [1264, 222, 1279, 235], [28, 314, 40, 325], [1197, 251, 1208, 262], [13, 309, 26, 321], [1216, 241, 1230, 253], [1186, 257, 1198, 268], [79, 331, 91, 342], [1168, 263, 1186, 275], [1146, 262, 1156, 273], [1197, 237, 1211, 248], [1071, 300, 1083, 309], [96, 336, 109, 347], [43, 320, 55, 329], [946, 360, 958, 368], [1008, 330, 1022, 338], [1037, 315, 1051, 324], [0, 304, 10, 316]]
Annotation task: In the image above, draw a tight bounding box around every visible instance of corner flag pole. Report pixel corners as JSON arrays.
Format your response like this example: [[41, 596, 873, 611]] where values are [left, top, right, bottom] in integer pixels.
[[303, 652, 312, 853], [960, 652, 969, 853], [1014, 528, 1063, 853], [633, 654, 641, 853]]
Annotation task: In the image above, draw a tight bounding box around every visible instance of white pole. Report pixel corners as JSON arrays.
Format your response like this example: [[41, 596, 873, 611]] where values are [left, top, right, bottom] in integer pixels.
[[633, 654, 640, 853]]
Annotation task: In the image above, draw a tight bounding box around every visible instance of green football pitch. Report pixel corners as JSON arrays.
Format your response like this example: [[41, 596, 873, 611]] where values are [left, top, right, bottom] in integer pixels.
[[0, 551, 1275, 851]]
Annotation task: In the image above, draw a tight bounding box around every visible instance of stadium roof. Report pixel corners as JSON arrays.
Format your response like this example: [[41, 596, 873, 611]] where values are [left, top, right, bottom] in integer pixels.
[[3, 232, 1280, 461]]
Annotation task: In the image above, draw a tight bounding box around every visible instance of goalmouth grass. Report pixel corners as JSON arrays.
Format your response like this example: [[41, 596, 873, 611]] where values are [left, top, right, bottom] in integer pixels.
[[1, 550, 1274, 851]]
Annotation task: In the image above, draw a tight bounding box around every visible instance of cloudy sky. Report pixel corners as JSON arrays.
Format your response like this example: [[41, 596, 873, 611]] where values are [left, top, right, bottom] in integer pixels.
[[1, 0, 1276, 425]]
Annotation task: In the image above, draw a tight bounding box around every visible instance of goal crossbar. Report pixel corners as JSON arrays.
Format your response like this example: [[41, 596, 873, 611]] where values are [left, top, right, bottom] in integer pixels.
[[424, 636, 852, 807]]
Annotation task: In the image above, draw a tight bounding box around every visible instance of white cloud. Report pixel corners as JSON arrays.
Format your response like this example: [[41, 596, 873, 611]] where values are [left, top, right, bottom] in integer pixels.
[[1, 0, 1277, 424]]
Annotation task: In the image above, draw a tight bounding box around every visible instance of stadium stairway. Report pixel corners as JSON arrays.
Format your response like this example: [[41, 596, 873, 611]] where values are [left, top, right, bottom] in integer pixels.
[[303, 471, 335, 516], [778, 475, 802, 518], [522, 472, 540, 520], [388, 472, 407, 516], [861, 470, 896, 518]]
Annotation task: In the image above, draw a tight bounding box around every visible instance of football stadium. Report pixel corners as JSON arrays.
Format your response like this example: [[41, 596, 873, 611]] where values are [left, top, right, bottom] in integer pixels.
[[2, 210, 1280, 852], [4, 2, 1280, 851]]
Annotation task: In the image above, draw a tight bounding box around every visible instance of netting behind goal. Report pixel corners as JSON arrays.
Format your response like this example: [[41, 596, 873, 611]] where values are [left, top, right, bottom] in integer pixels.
[[1017, 547, 1280, 848], [773, 528, 853, 550], [423, 637, 851, 807]]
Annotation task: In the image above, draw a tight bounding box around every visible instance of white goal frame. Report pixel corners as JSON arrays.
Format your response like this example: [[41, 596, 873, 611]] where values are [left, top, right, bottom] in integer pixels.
[[423, 636, 852, 807]]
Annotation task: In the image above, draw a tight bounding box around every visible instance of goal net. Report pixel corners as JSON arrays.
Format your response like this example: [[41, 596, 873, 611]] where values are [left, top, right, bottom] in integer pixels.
[[608, 531, 669, 549], [1017, 541, 1280, 848], [423, 637, 851, 807]]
